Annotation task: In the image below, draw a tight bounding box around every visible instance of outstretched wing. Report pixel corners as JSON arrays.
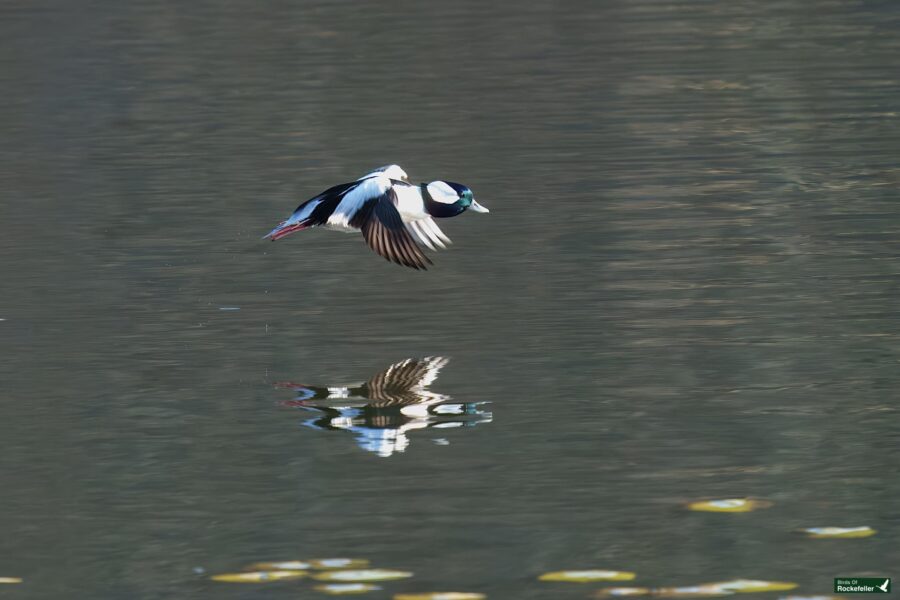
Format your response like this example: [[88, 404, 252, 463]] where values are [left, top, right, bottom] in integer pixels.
[[363, 357, 450, 406], [405, 217, 452, 251], [351, 188, 432, 270]]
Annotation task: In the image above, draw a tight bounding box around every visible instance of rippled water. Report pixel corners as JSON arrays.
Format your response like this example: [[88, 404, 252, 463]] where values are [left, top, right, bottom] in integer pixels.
[[1, 0, 898, 598]]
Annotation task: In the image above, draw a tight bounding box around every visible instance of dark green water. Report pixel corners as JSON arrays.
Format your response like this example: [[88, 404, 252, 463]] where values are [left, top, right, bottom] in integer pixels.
[[1, 0, 898, 598]]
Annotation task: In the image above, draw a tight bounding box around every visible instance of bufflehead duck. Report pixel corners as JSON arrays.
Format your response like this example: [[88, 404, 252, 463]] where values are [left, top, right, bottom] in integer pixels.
[[264, 165, 488, 270]]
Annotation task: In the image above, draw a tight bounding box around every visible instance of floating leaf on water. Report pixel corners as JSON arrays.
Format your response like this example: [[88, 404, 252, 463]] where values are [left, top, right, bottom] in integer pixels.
[[595, 587, 655, 597], [394, 594, 487, 600], [309, 559, 372, 570], [706, 580, 798, 593], [539, 570, 637, 583], [597, 583, 795, 598], [210, 570, 307, 583], [313, 569, 414, 582], [315, 583, 382, 595], [686, 499, 772, 513], [247, 561, 312, 571], [800, 526, 876, 539], [0, 577, 23, 584], [654, 585, 736, 597], [596, 585, 733, 598]]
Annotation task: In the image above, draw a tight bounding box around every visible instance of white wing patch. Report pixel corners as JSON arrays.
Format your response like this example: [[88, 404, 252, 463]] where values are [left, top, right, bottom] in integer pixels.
[[358, 164, 408, 181], [407, 220, 436, 250], [406, 218, 450, 250], [422, 217, 452, 245], [392, 183, 453, 251], [327, 174, 391, 231], [413, 356, 449, 389]]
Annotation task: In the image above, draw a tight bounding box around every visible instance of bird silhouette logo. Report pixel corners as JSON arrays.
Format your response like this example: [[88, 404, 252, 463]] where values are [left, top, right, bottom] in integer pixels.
[[877, 579, 890, 593]]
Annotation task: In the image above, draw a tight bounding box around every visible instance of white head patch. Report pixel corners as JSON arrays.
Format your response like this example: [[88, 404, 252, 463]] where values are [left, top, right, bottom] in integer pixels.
[[426, 181, 459, 204]]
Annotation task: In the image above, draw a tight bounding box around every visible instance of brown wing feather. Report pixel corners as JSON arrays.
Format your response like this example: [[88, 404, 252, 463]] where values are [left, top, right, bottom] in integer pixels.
[[359, 191, 432, 270], [364, 358, 443, 407], [366, 358, 432, 392]]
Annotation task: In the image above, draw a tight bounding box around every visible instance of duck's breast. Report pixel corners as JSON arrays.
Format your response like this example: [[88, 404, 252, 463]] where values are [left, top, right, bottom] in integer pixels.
[[393, 184, 428, 223]]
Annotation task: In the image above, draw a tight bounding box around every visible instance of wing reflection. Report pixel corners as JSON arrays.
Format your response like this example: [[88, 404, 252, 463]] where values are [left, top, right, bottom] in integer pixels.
[[276, 357, 491, 457]]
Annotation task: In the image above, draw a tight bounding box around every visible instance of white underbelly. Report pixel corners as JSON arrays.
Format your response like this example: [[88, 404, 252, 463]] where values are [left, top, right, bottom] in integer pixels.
[[324, 221, 359, 233]]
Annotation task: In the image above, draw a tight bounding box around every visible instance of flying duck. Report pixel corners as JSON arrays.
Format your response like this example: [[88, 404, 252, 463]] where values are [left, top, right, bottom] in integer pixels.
[[263, 165, 489, 270]]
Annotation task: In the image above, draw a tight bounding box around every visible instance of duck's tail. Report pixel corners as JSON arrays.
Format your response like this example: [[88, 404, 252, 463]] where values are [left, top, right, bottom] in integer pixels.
[[263, 219, 312, 241]]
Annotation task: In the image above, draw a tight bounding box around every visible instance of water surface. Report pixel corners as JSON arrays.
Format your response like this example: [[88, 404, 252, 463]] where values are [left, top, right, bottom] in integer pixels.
[[1, 0, 898, 598]]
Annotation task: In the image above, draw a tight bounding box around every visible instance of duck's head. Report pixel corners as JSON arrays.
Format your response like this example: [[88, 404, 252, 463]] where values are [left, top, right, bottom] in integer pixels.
[[360, 164, 408, 182], [422, 181, 489, 218]]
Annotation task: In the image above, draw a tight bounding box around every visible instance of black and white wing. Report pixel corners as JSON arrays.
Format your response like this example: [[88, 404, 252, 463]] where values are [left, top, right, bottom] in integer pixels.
[[350, 186, 432, 270], [390, 181, 452, 251], [405, 218, 452, 251], [357, 164, 408, 182], [363, 357, 450, 407]]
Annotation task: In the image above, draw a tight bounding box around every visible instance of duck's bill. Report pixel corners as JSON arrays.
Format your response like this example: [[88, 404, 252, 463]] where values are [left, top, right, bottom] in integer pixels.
[[470, 199, 490, 213]]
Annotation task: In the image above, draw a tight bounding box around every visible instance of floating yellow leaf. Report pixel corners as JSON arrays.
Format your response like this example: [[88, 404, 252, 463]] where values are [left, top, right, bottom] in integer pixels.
[[315, 583, 382, 595], [597, 582, 796, 598], [686, 499, 772, 513], [596, 585, 733, 598], [394, 594, 487, 600], [540, 570, 637, 583], [314, 569, 414, 582], [248, 561, 312, 570], [595, 587, 655, 597], [801, 527, 876, 539], [0, 577, 23, 584], [210, 570, 307, 583], [655, 585, 736, 597], [309, 559, 372, 570], [706, 580, 798, 593]]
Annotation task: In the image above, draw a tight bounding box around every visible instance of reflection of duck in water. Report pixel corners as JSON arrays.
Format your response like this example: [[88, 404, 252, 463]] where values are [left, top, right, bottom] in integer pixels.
[[277, 357, 491, 457]]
